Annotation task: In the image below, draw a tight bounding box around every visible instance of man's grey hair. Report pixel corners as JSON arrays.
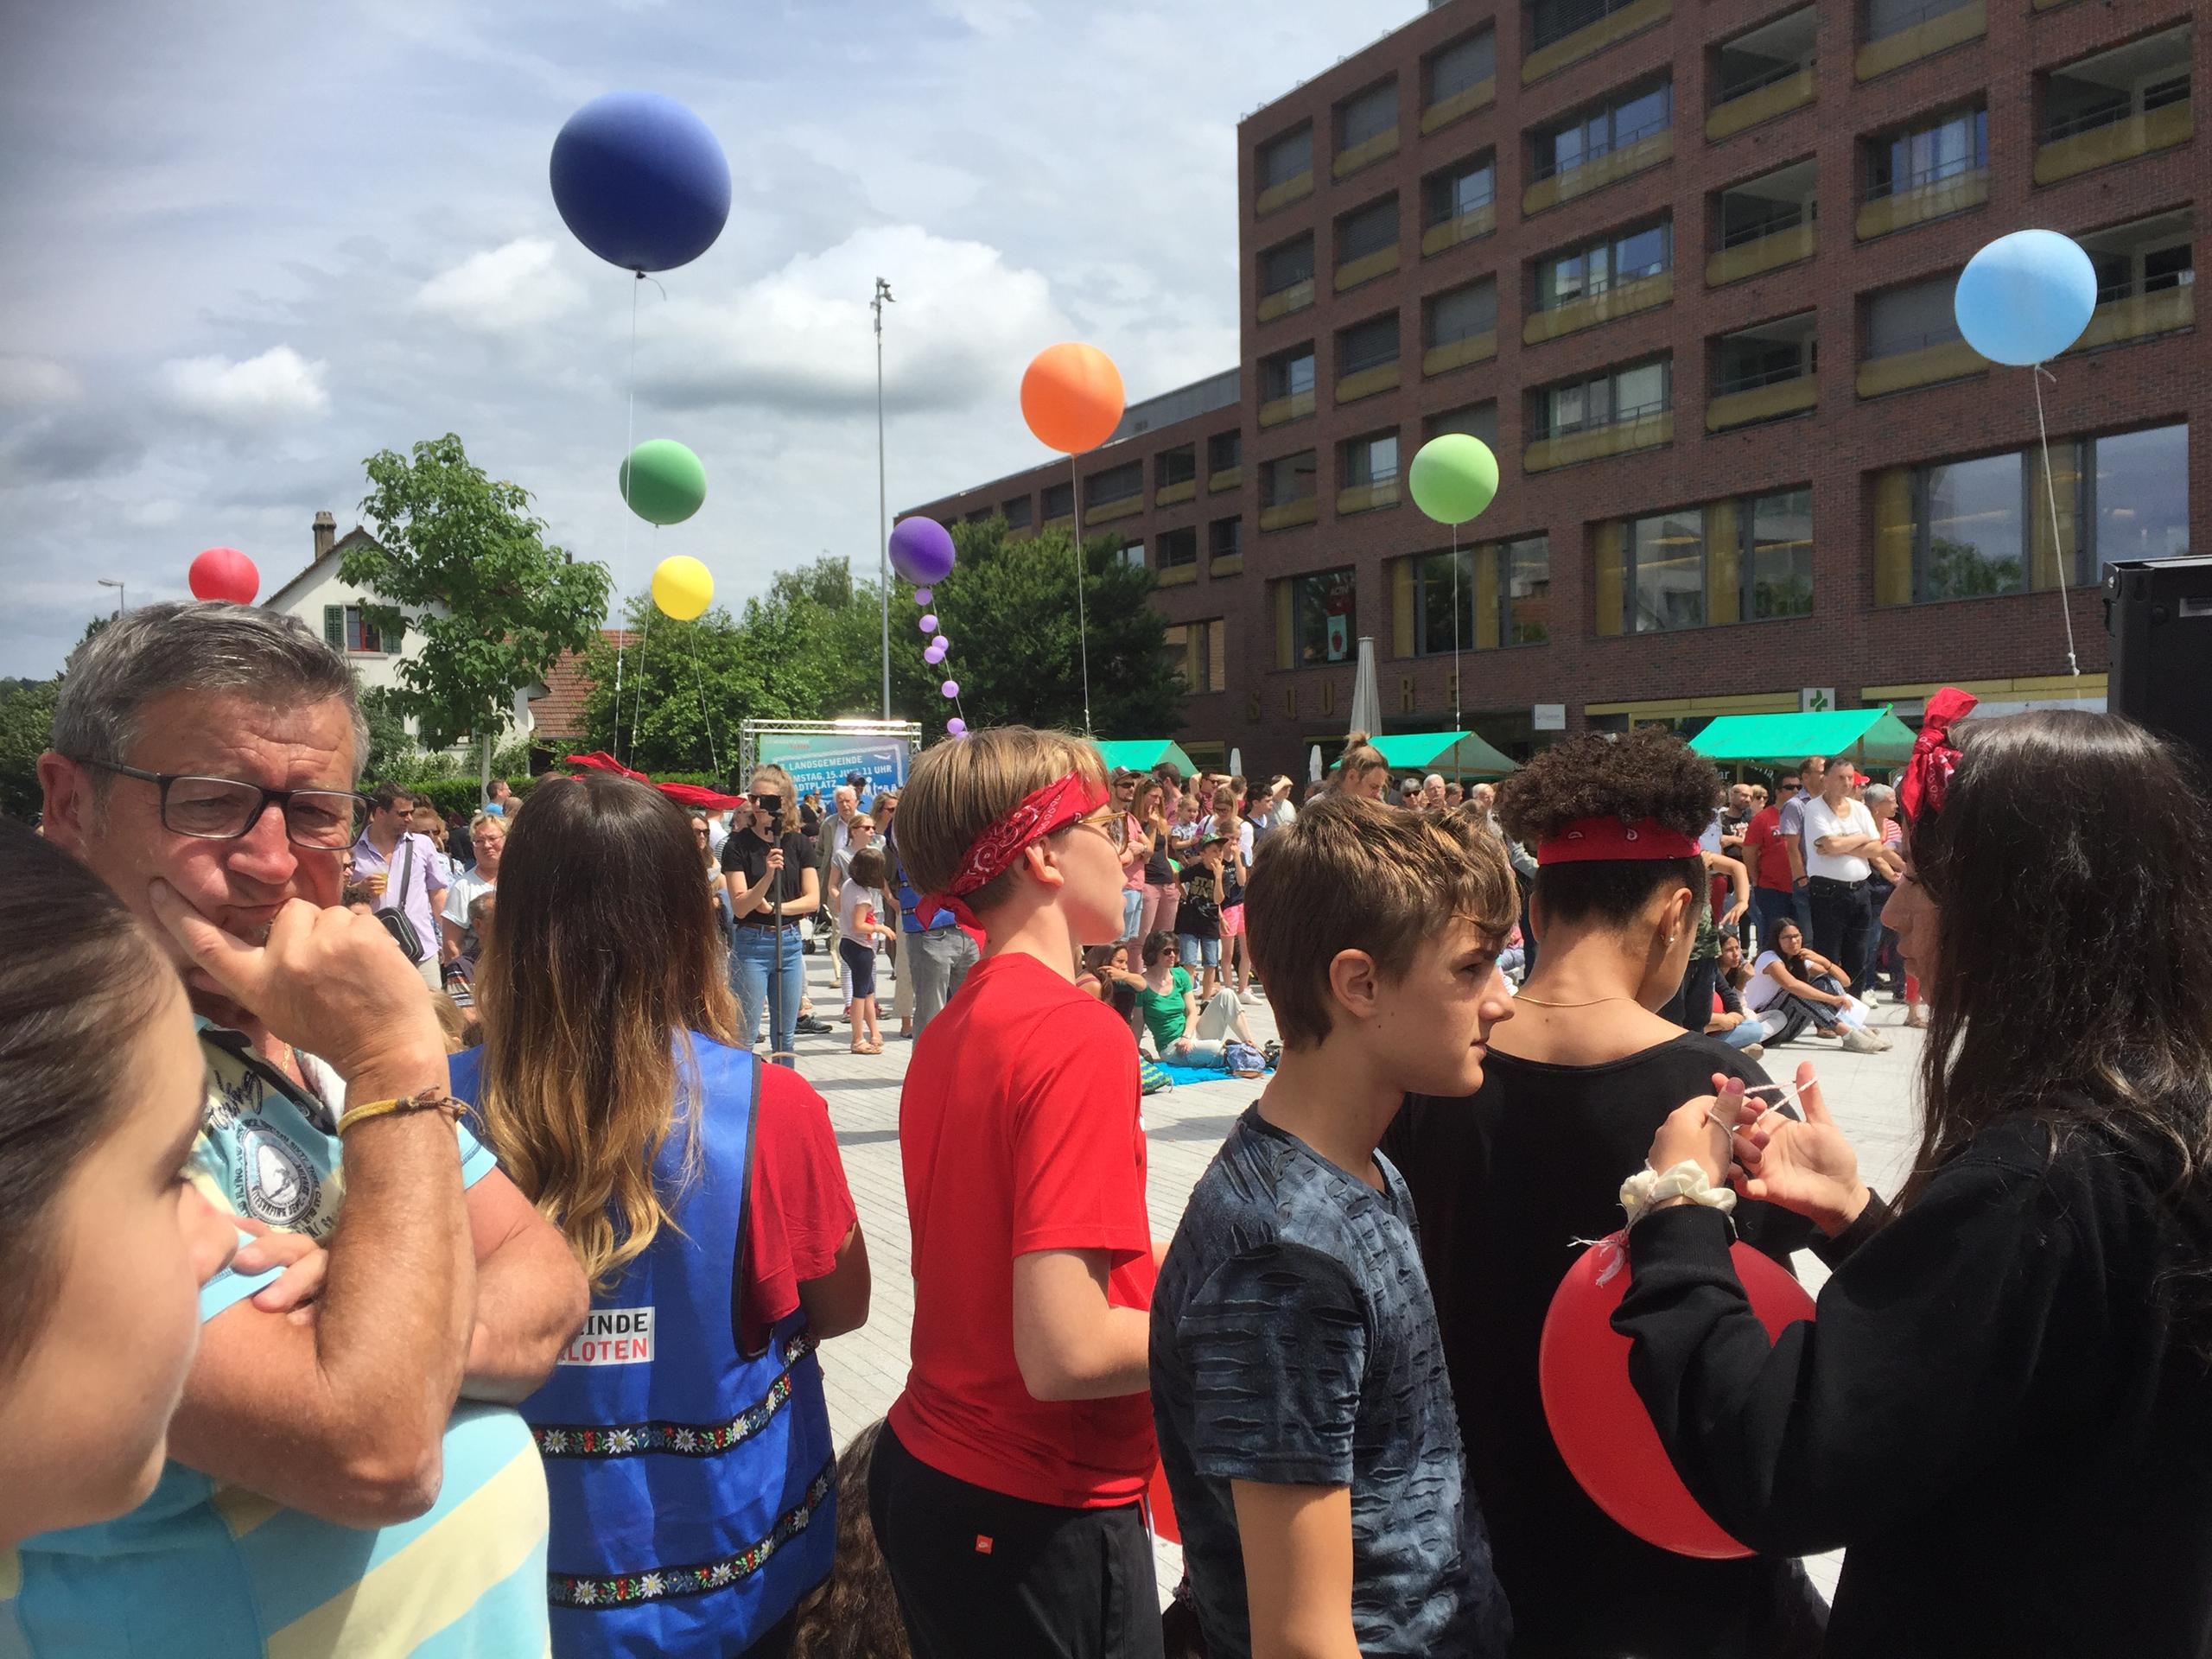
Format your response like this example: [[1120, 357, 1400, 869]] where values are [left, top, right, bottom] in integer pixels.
[[53, 601, 369, 784], [1863, 782, 1897, 807]]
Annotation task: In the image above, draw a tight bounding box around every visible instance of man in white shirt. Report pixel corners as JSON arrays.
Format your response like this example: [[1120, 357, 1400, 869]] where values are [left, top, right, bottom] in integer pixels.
[[1802, 753, 1883, 995]]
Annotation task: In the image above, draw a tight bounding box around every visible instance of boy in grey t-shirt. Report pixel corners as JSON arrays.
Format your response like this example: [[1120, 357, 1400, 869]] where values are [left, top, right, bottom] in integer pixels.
[[1149, 795, 1518, 1658]]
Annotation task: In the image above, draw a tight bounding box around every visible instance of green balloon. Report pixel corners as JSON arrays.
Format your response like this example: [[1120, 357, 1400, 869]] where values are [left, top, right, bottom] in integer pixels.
[[1408, 434, 1499, 526], [619, 439, 707, 525]]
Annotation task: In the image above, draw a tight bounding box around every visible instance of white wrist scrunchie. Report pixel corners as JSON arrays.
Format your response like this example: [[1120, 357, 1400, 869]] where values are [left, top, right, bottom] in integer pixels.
[[1620, 1160, 1738, 1228]]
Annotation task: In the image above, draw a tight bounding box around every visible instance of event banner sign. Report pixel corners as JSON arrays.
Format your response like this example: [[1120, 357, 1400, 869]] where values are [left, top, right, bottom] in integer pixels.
[[758, 733, 912, 800]]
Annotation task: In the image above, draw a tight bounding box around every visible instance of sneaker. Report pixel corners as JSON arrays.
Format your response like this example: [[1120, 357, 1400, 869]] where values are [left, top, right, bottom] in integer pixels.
[[1741, 1042, 1766, 1061], [795, 1015, 835, 1036], [1841, 1026, 1885, 1054]]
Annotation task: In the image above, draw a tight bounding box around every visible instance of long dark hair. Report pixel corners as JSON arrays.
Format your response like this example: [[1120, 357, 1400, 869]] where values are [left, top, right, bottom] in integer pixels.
[[476, 772, 738, 1292], [1905, 711, 2212, 1325], [0, 823, 175, 1374]]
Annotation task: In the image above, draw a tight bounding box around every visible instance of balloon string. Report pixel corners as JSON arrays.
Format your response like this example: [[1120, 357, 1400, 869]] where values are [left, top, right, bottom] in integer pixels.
[[687, 624, 719, 777], [1070, 455, 1093, 737], [2031, 364, 2082, 677], [613, 271, 642, 765], [1451, 524, 1463, 733], [630, 586, 653, 767]]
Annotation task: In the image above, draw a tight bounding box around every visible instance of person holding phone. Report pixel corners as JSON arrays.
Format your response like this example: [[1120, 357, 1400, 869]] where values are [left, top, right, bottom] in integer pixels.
[[721, 765, 820, 1068]]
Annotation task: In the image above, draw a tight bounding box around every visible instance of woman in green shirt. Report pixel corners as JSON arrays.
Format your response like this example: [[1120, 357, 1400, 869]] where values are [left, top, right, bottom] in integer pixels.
[[1135, 930, 1256, 1063]]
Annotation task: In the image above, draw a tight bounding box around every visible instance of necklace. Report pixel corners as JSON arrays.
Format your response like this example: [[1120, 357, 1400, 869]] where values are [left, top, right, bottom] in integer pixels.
[[1512, 992, 1642, 1008]]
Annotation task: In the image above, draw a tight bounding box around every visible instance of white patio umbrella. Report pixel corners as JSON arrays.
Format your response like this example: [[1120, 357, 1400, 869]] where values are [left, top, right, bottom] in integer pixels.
[[1348, 635, 1382, 739], [1308, 745, 1323, 784], [1229, 747, 1243, 778]]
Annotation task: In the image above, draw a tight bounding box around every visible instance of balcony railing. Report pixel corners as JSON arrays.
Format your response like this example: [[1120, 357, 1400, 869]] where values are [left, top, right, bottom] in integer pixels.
[[1259, 496, 1320, 531], [2062, 283, 2195, 356], [1525, 123, 1672, 216], [1255, 167, 1313, 219], [1422, 75, 1497, 134], [1334, 244, 1401, 293], [1855, 332, 1986, 397], [1259, 388, 1317, 428], [1208, 466, 1243, 493], [1336, 477, 1402, 515], [1855, 159, 1986, 240], [1707, 367, 1818, 430], [1084, 493, 1141, 524], [1423, 330, 1497, 378], [1707, 218, 1816, 285], [1421, 200, 1497, 257], [1522, 270, 1673, 346], [1707, 63, 1815, 141], [1334, 124, 1402, 180], [1523, 0, 1673, 86], [1856, 0, 1985, 82], [1156, 562, 1198, 588], [1524, 404, 1674, 472], [1256, 276, 1316, 322], [1336, 359, 1403, 404], [1154, 479, 1197, 507], [2034, 96, 2192, 186]]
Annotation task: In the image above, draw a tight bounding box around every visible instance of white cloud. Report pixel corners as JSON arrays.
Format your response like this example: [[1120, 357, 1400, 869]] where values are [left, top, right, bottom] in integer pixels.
[[161, 345, 329, 426], [934, 0, 1038, 36], [0, 354, 84, 408], [641, 225, 1065, 414], [416, 237, 587, 334]]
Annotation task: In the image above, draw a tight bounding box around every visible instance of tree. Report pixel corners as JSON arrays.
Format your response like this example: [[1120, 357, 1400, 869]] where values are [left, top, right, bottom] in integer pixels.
[[346, 434, 611, 798], [0, 678, 60, 823]]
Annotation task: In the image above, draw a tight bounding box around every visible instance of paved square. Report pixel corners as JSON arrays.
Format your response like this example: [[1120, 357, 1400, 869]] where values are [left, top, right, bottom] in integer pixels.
[[786, 944, 1926, 1610]]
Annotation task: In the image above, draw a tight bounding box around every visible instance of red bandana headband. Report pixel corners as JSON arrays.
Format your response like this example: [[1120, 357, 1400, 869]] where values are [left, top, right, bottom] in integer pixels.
[[1899, 687, 1977, 822], [920, 771, 1109, 926], [1537, 816, 1703, 865]]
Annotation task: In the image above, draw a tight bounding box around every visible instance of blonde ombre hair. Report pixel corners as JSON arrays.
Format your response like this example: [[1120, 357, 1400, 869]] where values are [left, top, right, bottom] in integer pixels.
[[474, 772, 738, 1291], [896, 727, 1108, 916]]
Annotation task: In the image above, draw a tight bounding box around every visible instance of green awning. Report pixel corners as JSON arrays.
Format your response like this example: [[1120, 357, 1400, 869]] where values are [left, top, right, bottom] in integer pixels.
[[1095, 739, 1201, 777], [1366, 731, 1520, 777], [1688, 707, 1919, 766]]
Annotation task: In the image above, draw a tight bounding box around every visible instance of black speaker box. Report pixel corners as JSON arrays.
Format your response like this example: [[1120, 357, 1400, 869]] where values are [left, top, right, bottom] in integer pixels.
[[2105, 556, 2212, 770]]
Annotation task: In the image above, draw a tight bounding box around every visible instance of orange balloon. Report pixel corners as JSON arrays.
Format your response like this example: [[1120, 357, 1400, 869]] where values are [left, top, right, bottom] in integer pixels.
[[1020, 342, 1125, 454]]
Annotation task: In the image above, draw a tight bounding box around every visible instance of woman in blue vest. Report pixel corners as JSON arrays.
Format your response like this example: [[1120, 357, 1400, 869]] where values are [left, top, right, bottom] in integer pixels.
[[454, 772, 870, 1657]]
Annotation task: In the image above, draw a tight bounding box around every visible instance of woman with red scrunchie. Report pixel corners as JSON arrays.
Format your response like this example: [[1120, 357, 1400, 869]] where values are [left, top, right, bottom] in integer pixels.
[[1620, 700, 2212, 1656], [1383, 728, 1827, 1658]]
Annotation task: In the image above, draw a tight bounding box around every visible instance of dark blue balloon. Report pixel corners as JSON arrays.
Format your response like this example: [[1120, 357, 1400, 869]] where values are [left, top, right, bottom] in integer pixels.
[[550, 92, 730, 274]]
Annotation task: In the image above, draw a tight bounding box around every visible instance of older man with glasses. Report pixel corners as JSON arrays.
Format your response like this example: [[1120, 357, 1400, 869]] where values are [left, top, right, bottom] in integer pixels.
[[30, 601, 584, 1656]]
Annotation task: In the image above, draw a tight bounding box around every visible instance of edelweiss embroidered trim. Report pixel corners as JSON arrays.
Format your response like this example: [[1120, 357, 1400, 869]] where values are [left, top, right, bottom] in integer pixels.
[[549, 1461, 836, 1610], [531, 1332, 817, 1460]]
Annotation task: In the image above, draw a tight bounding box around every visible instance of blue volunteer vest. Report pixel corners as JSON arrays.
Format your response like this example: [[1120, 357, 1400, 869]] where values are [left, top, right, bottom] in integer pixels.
[[450, 1038, 836, 1657]]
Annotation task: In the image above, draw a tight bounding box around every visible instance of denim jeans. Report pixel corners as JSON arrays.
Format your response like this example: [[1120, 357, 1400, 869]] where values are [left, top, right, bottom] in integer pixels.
[[1750, 887, 1798, 957], [906, 924, 979, 1034], [1121, 887, 1146, 944], [730, 922, 804, 1067]]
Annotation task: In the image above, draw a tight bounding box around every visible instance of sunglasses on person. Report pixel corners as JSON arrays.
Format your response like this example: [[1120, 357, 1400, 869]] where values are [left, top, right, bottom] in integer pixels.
[[75, 759, 366, 849]]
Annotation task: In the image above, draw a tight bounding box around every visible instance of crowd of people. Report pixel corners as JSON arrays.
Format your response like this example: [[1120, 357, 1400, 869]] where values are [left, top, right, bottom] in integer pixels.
[[6, 599, 2212, 1658]]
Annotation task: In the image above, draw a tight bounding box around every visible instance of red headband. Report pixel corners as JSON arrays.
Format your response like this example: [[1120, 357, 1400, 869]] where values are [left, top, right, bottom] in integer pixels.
[[920, 771, 1109, 926], [1899, 688, 1977, 822], [1537, 816, 1703, 865]]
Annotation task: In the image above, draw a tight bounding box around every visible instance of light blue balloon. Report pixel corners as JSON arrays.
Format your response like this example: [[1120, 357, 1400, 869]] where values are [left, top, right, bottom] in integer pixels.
[[1954, 230, 2097, 366]]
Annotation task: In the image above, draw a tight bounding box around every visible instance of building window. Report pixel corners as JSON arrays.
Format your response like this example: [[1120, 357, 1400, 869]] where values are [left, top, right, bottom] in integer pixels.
[[1258, 124, 1312, 188], [1425, 154, 1497, 228], [1208, 430, 1243, 473], [1864, 0, 1974, 47], [2083, 210, 2195, 302], [1338, 80, 1398, 153], [1534, 219, 1671, 311], [1427, 279, 1498, 346], [1159, 526, 1199, 570], [1875, 424, 2190, 604], [1411, 537, 1551, 654], [1716, 314, 1817, 394], [1340, 430, 1400, 488], [1540, 358, 1671, 438], [1084, 461, 1141, 509], [964, 507, 994, 525], [1867, 106, 1986, 200], [1532, 80, 1671, 183], [1428, 29, 1497, 104], [324, 604, 399, 655], [1261, 346, 1316, 402], [1629, 509, 1710, 632], [1530, 0, 1646, 52], [1863, 274, 1961, 359], [1042, 480, 1072, 520], [1118, 541, 1146, 570], [1209, 517, 1243, 562], [1293, 568, 1357, 664], [1714, 8, 1817, 103], [1158, 446, 1197, 489], [1259, 233, 1315, 300], [1746, 488, 1815, 618], [1262, 451, 1319, 507], [1164, 618, 1229, 694], [1338, 313, 1401, 377], [1716, 161, 1817, 249], [1425, 402, 1499, 445], [2043, 27, 2192, 143], [1001, 494, 1033, 529], [1599, 489, 1815, 634], [1337, 195, 1401, 264]]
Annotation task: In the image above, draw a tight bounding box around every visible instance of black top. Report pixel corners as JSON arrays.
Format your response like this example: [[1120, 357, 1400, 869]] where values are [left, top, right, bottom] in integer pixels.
[[718, 827, 815, 912], [1177, 865, 1222, 940], [1382, 1033, 1827, 1657], [1144, 820, 1173, 885], [1618, 1110, 2212, 1659]]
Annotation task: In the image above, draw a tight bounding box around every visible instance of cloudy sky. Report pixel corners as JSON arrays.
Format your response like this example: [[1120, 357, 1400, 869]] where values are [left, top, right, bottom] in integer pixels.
[[0, 0, 1414, 678]]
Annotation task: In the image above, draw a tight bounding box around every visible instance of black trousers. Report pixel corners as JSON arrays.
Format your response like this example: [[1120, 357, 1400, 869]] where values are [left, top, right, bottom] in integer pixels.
[[868, 1422, 1164, 1659], [1807, 875, 1874, 995], [1662, 956, 1720, 1032]]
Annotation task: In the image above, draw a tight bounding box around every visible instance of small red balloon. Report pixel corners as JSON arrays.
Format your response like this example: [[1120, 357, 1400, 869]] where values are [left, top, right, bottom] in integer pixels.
[[1540, 1230, 1815, 1559], [188, 546, 260, 605]]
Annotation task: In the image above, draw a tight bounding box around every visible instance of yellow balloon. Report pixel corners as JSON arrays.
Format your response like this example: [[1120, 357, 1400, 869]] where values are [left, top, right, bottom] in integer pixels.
[[651, 555, 713, 621]]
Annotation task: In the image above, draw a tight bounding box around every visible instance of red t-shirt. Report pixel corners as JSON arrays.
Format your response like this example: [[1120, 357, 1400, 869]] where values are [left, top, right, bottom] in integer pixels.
[[739, 1063, 860, 1354], [1743, 804, 1794, 893], [887, 951, 1157, 1509]]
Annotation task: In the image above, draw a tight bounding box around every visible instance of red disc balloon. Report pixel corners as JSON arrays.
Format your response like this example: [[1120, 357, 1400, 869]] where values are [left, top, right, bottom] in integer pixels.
[[188, 546, 260, 605], [1539, 1230, 1815, 1559], [1146, 1459, 1181, 1545]]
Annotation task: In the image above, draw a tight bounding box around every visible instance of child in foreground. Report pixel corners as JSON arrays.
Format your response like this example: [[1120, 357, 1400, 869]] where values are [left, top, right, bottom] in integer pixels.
[[1151, 794, 1516, 1658], [869, 727, 1164, 1659]]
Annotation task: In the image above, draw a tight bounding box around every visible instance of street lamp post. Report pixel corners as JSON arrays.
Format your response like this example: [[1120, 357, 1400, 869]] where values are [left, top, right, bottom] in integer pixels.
[[873, 277, 894, 721], [97, 578, 125, 616]]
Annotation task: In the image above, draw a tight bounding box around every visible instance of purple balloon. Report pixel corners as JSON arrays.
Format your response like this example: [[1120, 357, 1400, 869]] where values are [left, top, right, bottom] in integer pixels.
[[925, 644, 945, 664], [931, 634, 948, 652], [918, 613, 938, 633], [940, 679, 960, 700], [889, 517, 957, 586], [914, 587, 932, 607], [947, 717, 969, 738]]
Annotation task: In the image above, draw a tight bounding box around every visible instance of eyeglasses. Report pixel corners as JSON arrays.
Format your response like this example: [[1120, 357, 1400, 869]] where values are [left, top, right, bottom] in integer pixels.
[[79, 759, 366, 849]]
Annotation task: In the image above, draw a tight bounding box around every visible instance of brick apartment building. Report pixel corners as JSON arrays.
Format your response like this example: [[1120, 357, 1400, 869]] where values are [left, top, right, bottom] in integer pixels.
[[910, 0, 2204, 779]]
